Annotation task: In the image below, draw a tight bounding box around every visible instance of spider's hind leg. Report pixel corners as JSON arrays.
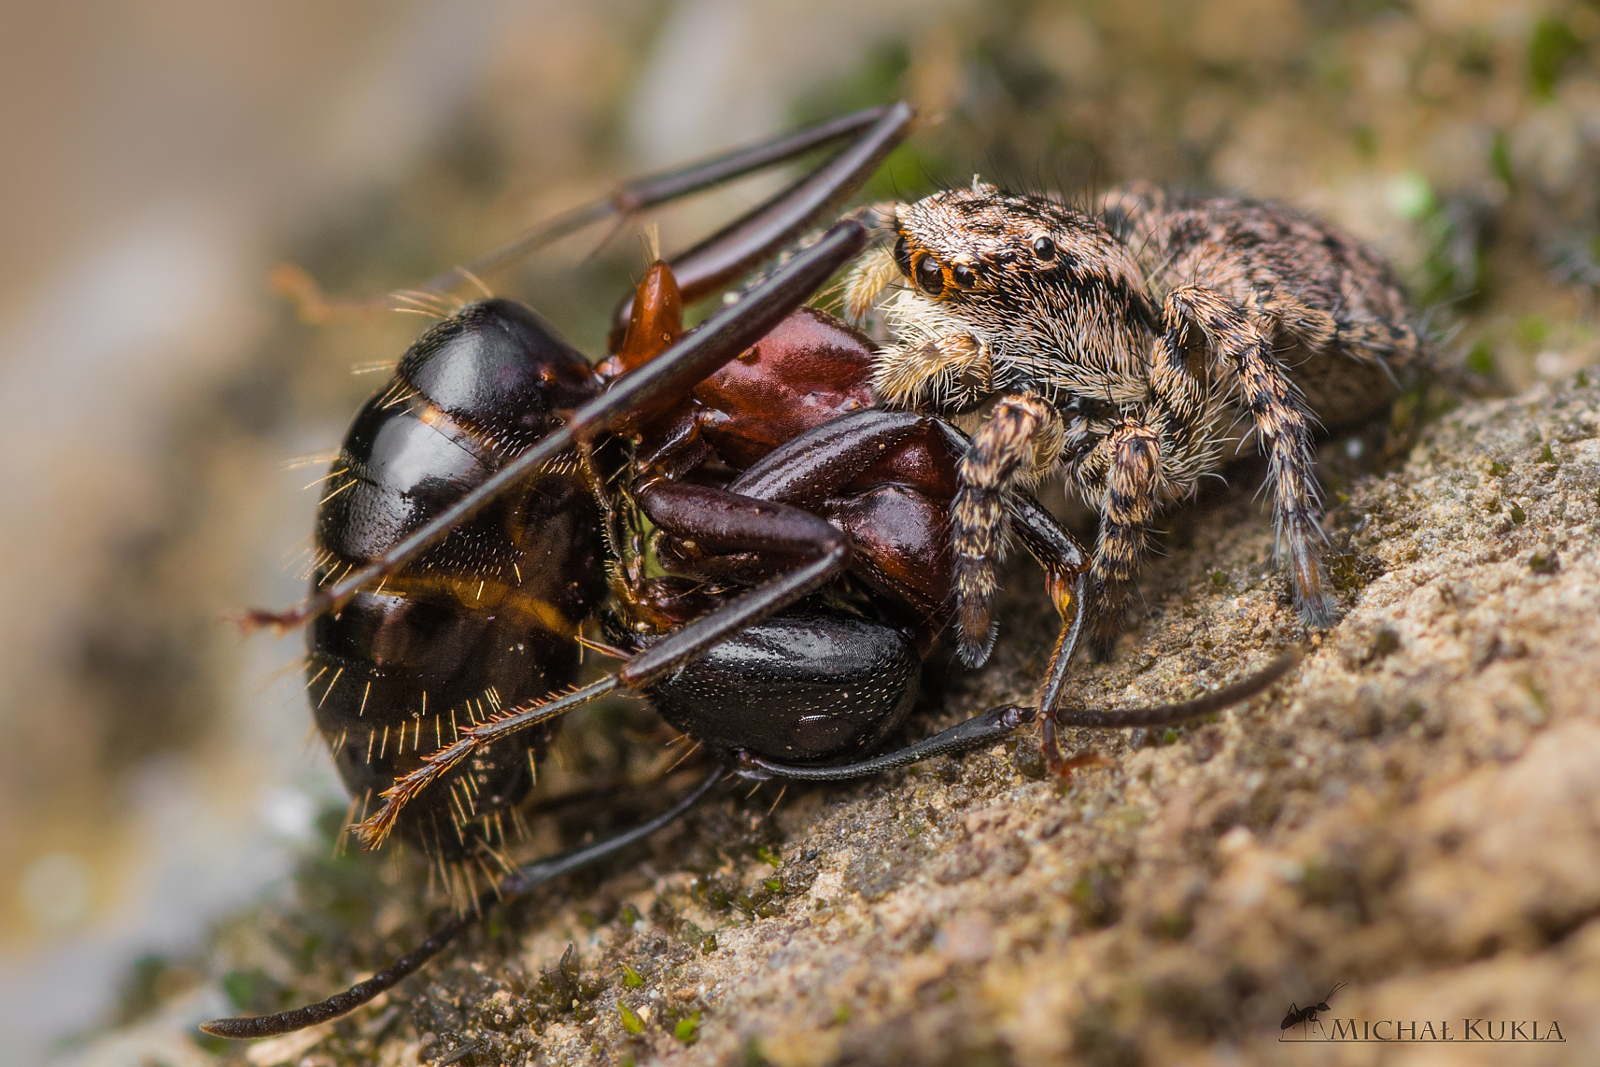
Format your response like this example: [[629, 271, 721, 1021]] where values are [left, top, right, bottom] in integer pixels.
[[1164, 284, 1335, 628]]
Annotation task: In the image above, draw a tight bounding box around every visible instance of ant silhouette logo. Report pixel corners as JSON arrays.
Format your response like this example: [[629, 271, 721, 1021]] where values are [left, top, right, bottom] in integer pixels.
[[1280, 984, 1347, 1038]]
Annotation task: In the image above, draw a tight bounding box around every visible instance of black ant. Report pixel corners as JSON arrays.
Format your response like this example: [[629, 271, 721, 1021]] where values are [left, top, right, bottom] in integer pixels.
[[204, 104, 1297, 1040], [1281, 983, 1347, 1031]]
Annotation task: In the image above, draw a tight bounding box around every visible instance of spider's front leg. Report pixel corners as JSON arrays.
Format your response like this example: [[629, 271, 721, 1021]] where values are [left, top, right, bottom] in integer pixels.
[[1164, 284, 1335, 627], [951, 392, 1063, 666], [1069, 416, 1168, 657]]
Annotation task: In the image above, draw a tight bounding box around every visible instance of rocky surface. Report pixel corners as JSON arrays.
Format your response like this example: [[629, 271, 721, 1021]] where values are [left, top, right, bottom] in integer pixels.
[[185, 373, 1600, 1067]]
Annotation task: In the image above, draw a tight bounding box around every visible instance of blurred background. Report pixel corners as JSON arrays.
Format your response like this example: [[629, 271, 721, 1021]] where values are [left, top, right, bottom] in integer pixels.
[[3, 0, 1598, 1062]]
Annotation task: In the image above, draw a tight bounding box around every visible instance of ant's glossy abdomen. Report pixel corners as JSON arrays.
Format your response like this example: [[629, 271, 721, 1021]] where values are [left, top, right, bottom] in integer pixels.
[[639, 611, 921, 763], [307, 299, 608, 860]]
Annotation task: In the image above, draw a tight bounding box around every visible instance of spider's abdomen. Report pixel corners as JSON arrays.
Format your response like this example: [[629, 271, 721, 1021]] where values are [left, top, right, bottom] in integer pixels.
[[1113, 190, 1420, 430]]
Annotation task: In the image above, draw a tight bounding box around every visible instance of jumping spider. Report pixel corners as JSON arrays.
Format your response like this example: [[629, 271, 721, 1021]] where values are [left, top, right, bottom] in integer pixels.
[[846, 179, 1420, 658]]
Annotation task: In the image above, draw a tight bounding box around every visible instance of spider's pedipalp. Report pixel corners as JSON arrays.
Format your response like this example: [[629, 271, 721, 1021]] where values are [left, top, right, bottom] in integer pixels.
[[843, 245, 902, 324]]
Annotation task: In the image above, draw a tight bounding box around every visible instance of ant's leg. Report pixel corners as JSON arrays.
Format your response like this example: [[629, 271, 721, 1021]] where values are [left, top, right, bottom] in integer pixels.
[[621, 101, 913, 319], [251, 220, 866, 631], [1041, 653, 1299, 775], [356, 483, 852, 847], [950, 392, 1063, 667], [1006, 492, 1092, 771], [746, 652, 1301, 782], [1164, 285, 1333, 627], [283, 104, 912, 321], [946, 467, 1097, 775], [618, 483, 855, 688], [729, 408, 934, 504], [737, 704, 1037, 780], [1047, 651, 1300, 735], [200, 770, 720, 1040]]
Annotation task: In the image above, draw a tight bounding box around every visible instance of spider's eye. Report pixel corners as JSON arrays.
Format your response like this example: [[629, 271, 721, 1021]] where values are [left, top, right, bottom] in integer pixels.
[[951, 264, 977, 289], [893, 236, 912, 276], [1032, 235, 1057, 261], [915, 255, 945, 296]]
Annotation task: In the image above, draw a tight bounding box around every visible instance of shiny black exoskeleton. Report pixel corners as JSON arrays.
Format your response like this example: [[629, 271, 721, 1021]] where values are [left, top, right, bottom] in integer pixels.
[[307, 299, 606, 860], [639, 610, 921, 761]]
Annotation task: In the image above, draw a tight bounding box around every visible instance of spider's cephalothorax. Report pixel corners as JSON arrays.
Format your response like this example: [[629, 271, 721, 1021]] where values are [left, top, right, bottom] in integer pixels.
[[847, 180, 1420, 658]]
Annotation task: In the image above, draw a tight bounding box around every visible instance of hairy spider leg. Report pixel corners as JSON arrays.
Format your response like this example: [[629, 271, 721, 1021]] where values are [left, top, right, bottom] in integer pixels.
[[1163, 284, 1332, 626], [249, 219, 869, 631], [200, 770, 720, 1040], [946, 393, 1063, 666], [1065, 303, 1222, 654]]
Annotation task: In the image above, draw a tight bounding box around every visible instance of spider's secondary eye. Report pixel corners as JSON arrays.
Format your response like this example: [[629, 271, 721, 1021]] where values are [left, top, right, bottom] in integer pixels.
[[951, 264, 976, 289], [893, 236, 912, 276], [1032, 235, 1057, 261], [915, 255, 945, 296]]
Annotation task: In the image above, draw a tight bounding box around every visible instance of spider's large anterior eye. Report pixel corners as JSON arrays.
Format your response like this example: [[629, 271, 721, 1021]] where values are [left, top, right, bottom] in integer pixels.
[[915, 255, 945, 296], [951, 264, 976, 289], [1032, 235, 1057, 261], [893, 236, 912, 276]]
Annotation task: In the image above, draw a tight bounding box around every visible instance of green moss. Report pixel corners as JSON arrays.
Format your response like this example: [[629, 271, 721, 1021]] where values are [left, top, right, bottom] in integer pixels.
[[1366, 628, 1401, 664], [675, 1012, 702, 1043], [115, 955, 183, 1025], [618, 1001, 645, 1035], [1528, 17, 1584, 99], [1069, 865, 1124, 929], [1515, 314, 1551, 351], [1352, 124, 1377, 160], [1465, 337, 1496, 377], [1489, 129, 1516, 192], [221, 968, 280, 1015]]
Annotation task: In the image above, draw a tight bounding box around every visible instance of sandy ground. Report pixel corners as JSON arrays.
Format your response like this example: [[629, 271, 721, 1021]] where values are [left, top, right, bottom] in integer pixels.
[[145, 371, 1597, 1067]]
